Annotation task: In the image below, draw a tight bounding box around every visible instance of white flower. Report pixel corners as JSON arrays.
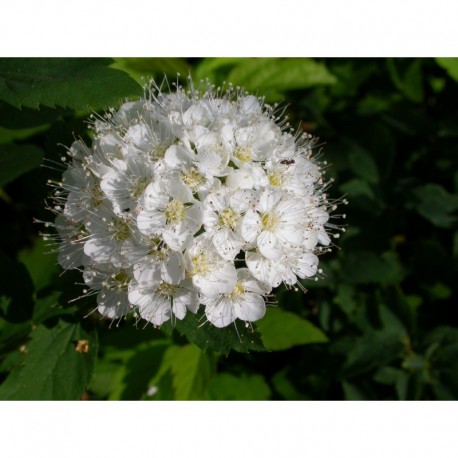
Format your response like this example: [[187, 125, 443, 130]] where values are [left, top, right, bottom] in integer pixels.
[[100, 155, 154, 215], [203, 187, 256, 260], [202, 268, 271, 328], [128, 279, 198, 326], [137, 178, 203, 251], [240, 188, 307, 259], [44, 77, 342, 330], [184, 235, 237, 298], [83, 265, 131, 319]]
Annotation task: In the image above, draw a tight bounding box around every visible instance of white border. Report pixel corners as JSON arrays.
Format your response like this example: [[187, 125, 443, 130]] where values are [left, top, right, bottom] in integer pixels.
[[1, 0, 458, 57], [1, 402, 458, 457]]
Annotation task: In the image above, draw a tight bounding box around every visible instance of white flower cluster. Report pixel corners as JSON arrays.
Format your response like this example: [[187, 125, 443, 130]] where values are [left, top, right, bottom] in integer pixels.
[[44, 79, 343, 329]]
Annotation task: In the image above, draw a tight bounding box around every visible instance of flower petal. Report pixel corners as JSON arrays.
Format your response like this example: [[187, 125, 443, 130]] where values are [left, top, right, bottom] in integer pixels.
[[205, 296, 235, 328], [257, 230, 283, 259], [137, 209, 166, 235], [234, 293, 266, 322]]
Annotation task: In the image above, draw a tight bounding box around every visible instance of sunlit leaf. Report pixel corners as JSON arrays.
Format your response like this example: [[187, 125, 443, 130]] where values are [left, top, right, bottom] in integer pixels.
[[206, 372, 271, 400], [256, 308, 328, 351]]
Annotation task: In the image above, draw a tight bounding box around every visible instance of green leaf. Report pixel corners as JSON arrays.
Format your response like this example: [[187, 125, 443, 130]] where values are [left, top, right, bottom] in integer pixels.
[[347, 145, 379, 184], [206, 372, 271, 400], [410, 183, 458, 228], [0, 320, 98, 400], [194, 58, 247, 84], [168, 344, 213, 400], [271, 369, 307, 400], [18, 238, 58, 292], [341, 331, 406, 378], [373, 366, 409, 400], [227, 58, 337, 101], [106, 340, 170, 400], [256, 308, 328, 351], [111, 58, 190, 85], [387, 59, 424, 103], [0, 143, 43, 188], [0, 253, 35, 322], [342, 381, 367, 400], [146, 344, 214, 400], [0, 58, 141, 110], [0, 101, 71, 129], [163, 312, 266, 355], [342, 251, 405, 285], [436, 58, 458, 83], [339, 178, 376, 200]]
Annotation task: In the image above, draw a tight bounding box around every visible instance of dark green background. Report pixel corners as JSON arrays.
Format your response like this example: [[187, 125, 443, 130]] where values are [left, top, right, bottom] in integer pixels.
[[0, 58, 457, 400]]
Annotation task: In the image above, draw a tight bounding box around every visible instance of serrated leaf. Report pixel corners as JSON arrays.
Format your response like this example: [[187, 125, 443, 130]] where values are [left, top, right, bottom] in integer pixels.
[[163, 312, 266, 355], [256, 308, 328, 351], [206, 372, 271, 400], [0, 320, 98, 400], [0, 100, 71, 129], [0, 58, 141, 110], [0, 143, 43, 188]]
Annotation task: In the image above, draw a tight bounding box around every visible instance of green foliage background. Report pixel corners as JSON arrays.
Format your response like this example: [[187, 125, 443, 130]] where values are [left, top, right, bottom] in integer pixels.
[[0, 57, 457, 400]]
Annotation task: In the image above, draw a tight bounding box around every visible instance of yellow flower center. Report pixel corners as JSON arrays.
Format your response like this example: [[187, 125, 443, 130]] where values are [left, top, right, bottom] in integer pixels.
[[268, 171, 284, 187], [180, 168, 205, 191], [165, 199, 185, 223], [191, 253, 210, 276], [111, 219, 130, 241], [218, 208, 238, 229], [234, 146, 252, 163], [261, 213, 278, 231], [112, 270, 130, 290], [230, 281, 245, 300], [156, 281, 176, 299], [131, 177, 149, 198]]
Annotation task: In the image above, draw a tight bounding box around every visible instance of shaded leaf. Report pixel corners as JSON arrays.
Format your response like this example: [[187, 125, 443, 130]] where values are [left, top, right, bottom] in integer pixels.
[[163, 312, 266, 355], [0, 58, 141, 110], [410, 183, 458, 228], [387, 59, 424, 103], [342, 251, 405, 285], [347, 145, 379, 184], [18, 238, 58, 292], [0, 143, 43, 188], [0, 253, 35, 323], [340, 331, 406, 378]]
